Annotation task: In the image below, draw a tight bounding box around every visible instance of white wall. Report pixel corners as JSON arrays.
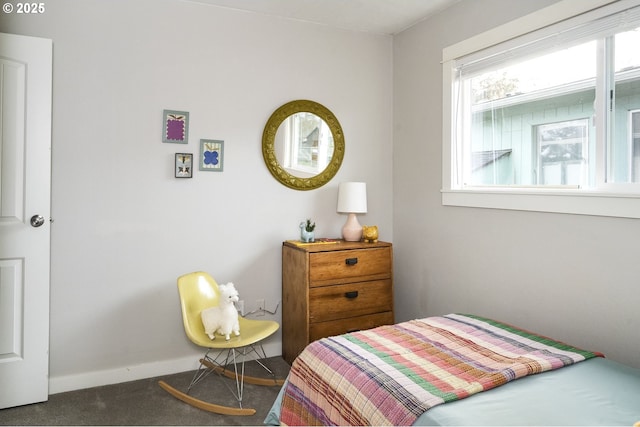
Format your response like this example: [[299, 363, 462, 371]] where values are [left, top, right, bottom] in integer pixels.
[[1, 0, 393, 392], [393, 0, 640, 369]]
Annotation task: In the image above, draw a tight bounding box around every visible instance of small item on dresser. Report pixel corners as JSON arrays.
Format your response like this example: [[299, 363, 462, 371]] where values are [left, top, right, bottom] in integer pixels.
[[299, 219, 316, 243], [362, 225, 378, 243], [201, 282, 240, 340]]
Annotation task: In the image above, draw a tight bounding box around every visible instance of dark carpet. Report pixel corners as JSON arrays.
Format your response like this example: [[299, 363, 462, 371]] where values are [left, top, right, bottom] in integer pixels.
[[0, 357, 290, 426]]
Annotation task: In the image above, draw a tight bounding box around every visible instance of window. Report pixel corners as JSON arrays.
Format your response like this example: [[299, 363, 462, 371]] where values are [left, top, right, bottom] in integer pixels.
[[535, 119, 589, 186], [442, 0, 640, 218]]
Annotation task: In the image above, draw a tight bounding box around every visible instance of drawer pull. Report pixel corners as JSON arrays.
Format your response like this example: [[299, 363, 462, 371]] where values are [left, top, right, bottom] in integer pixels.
[[345, 291, 359, 299], [345, 257, 358, 266]]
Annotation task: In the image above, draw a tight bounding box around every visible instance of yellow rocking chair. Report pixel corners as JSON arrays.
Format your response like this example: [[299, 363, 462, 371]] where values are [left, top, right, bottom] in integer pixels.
[[158, 271, 283, 416]]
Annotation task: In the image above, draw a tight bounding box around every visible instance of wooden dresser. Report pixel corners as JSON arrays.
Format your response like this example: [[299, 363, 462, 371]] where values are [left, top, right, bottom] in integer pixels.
[[281, 240, 394, 364]]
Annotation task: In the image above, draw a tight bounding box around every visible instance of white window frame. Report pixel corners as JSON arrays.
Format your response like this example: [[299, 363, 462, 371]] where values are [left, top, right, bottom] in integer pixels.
[[442, 0, 640, 219], [629, 109, 640, 181]]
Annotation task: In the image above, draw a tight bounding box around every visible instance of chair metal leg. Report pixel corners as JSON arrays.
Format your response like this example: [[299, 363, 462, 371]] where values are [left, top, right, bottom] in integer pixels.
[[211, 348, 246, 408], [159, 344, 284, 416], [246, 343, 277, 380], [200, 344, 277, 407], [187, 349, 215, 393]]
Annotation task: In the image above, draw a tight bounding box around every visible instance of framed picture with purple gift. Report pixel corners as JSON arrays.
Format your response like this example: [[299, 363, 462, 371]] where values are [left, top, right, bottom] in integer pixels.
[[163, 110, 189, 144], [175, 153, 193, 178], [200, 139, 224, 172]]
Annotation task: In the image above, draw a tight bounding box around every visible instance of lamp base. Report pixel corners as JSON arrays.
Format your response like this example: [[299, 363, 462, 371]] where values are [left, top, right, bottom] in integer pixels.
[[342, 213, 363, 242]]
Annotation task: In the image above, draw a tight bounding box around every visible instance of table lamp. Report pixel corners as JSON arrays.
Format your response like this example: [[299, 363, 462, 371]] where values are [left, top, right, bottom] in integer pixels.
[[337, 182, 367, 241]]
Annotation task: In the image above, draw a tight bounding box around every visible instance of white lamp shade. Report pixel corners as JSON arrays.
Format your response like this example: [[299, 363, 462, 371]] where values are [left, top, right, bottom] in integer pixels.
[[337, 182, 367, 213]]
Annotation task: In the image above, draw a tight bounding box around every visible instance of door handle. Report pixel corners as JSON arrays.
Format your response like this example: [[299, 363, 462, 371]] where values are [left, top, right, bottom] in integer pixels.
[[30, 215, 45, 228]]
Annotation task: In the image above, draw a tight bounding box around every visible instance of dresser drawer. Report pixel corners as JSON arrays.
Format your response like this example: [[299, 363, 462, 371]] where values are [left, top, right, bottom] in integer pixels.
[[309, 279, 392, 323], [309, 311, 394, 341], [309, 247, 391, 286], [282, 240, 393, 365]]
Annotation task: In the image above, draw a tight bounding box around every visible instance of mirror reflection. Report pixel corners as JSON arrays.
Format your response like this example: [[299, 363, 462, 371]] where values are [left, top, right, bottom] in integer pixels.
[[262, 100, 344, 190], [274, 112, 335, 178]]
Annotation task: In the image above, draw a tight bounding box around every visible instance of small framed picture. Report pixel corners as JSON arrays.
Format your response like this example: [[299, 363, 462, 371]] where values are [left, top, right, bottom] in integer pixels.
[[175, 153, 193, 178], [200, 139, 224, 172], [163, 110, 189, 144]]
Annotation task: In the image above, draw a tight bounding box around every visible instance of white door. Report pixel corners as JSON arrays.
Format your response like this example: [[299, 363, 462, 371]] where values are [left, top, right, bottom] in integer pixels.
[[0, 33, 52, 409]]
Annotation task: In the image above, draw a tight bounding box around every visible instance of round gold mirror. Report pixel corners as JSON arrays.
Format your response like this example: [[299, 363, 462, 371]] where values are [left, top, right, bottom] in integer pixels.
[[262, 100, 345, 190]]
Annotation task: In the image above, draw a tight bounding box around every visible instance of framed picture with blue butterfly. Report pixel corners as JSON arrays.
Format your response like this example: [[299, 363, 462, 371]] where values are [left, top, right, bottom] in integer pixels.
[[175, 153, 193, 178], [199, 139, 224, 172]]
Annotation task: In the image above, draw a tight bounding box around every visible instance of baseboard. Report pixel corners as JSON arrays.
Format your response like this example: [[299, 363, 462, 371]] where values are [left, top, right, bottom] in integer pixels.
[[49, 341, 282, 394]]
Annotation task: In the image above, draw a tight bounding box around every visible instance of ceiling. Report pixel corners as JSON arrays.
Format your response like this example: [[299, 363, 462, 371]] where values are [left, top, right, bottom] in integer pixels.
[[183, 0, 460, 35]]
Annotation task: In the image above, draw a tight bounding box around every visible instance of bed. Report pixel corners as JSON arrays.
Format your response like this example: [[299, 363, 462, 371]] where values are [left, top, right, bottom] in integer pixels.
[[265, 314, 640, 426]]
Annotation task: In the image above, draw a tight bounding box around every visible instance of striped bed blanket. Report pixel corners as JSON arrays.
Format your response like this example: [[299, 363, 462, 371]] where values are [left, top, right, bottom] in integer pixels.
[[280, 313, 601, 426]]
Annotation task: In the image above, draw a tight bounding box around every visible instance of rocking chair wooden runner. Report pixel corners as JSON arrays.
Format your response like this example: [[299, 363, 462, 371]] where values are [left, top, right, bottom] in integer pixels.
[[158, 271, 284, 416]]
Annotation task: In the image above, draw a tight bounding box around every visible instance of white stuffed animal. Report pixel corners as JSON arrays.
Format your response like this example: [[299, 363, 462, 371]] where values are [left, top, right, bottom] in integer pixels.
[[201, 282, 241, 340]]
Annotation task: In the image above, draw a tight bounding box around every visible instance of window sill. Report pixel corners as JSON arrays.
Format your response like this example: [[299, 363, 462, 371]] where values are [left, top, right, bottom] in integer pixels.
[[441, 188, 640, 219]]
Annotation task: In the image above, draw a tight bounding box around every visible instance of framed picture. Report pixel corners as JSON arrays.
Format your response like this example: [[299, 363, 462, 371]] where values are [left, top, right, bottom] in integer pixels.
[[200, 139, 224, 172], [175, 153, 193, 178], [163, 110, 189, 144]]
